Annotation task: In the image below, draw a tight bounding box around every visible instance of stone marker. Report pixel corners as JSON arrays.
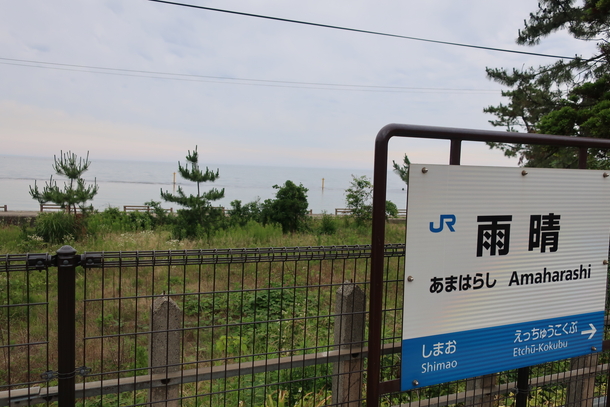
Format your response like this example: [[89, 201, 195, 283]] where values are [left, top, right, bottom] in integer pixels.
[[149, 295, 181, 407], [333, 281, 366, 407]]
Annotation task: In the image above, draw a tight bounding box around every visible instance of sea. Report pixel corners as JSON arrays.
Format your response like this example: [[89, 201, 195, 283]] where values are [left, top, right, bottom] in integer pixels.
[[0, 155, 408, 214]]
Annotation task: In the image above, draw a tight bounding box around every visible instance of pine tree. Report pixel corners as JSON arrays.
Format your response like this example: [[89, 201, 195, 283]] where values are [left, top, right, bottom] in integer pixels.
[[485, 0, 610, 168], [161, 146, 225, 239], [29, 151, 98, 214], [392, 154, 410, 184]]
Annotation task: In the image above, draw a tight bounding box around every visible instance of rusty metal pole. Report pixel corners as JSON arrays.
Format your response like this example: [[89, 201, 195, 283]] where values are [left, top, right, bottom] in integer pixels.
[[449, 139, 462, 165], [579, 147, 588, 169], [56, 245, 78, 407], [367, 128, 392, 407]]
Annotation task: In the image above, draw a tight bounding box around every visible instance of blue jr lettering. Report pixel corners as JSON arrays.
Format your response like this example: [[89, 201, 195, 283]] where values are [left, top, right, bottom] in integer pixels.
[[430, 214, 456, 233]]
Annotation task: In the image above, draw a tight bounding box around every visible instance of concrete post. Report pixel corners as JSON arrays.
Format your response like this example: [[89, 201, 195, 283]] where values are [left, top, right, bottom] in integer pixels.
[[149, 296, 181, 407], [332, 282, 365, 407], [566, 354, 598, 407]]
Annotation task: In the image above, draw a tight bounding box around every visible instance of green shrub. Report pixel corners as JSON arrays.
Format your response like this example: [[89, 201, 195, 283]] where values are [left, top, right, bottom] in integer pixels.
[[317, 212, 337, 235], [85, 208, 129, 235], [385, 200, 399, 219], [86, 203, 170, 235], [228, 199, 262, 227], [248, 287, 294, 320], [261, 181, 310, 233], [171, 206, 225, 240], [144, 200, 171, 227], [34, 212, 80, 244]]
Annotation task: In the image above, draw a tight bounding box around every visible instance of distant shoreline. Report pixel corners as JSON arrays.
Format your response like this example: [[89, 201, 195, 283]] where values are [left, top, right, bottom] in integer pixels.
[[0, 210, 406, 225]]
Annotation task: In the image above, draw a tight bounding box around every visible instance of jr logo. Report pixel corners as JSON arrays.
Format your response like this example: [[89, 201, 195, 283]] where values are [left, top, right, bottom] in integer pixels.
[[430, 214, 456, 233]]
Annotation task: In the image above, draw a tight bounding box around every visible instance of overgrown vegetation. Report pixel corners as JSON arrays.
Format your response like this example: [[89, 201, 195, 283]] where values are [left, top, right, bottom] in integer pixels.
[[20, 149, 406, 249], [3, 175, 407, 253], [1, 209, 405, 253], [0, 216, 405, 407]]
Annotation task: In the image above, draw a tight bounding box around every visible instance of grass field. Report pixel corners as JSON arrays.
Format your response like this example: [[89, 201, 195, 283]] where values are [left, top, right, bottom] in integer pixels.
[[0, 210, 406, 254], [0, 212, 407, 406]]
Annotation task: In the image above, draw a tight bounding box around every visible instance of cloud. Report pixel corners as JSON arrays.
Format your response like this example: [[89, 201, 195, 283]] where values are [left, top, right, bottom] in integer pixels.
[[0, 0, 591, 170], [0, 101, 188, 161]]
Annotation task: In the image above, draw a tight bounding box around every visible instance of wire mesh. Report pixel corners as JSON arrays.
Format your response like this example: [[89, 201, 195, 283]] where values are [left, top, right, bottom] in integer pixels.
[[75, 245, 401, 407], [0, 253, 52, 406], [1, 246, 609, 407]]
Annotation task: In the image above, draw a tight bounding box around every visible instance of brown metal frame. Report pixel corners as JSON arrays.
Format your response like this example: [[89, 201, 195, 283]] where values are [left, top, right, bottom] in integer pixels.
[[367, 123, 610, 407]]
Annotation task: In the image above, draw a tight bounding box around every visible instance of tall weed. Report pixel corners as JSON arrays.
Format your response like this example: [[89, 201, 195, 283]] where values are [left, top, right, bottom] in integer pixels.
[[0, 225, 23, 252], [317, 212, 337, 235], [0, 216, 405, 253], [212, 221, 284, 247], [35, 212, 80, 244]]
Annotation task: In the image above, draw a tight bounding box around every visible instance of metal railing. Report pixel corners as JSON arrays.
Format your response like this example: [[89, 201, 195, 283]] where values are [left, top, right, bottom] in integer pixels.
[[2, 242, 609, 407], [0, 244, 404, 407]]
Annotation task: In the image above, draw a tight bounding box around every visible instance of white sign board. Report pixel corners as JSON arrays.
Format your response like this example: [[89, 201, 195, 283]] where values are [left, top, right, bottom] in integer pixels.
[[402, 164, 610, 391]]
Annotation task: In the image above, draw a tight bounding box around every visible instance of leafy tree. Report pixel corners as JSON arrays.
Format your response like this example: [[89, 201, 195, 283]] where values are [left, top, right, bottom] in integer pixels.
[[385, 200, 399, 218], [484, 0, 610, 168], [29, 151, 98, 214], [345, 175, 398, 224], [261, 181, 309, 233], [392, 154, 410, 184], [161, 146, 225, 239], [345, 175, 373, 224]]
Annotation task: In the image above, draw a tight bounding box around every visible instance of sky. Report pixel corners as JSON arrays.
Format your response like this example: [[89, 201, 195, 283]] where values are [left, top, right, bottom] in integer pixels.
[[0, 0, 597, 170]]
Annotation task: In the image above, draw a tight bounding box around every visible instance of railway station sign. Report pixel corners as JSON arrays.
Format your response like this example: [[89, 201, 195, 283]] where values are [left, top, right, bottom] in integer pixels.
[[401, 164, 610, 391]]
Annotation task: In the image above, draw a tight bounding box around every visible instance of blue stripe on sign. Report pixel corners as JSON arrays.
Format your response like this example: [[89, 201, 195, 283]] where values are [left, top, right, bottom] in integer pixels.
[[401, 311, 604, 391]]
